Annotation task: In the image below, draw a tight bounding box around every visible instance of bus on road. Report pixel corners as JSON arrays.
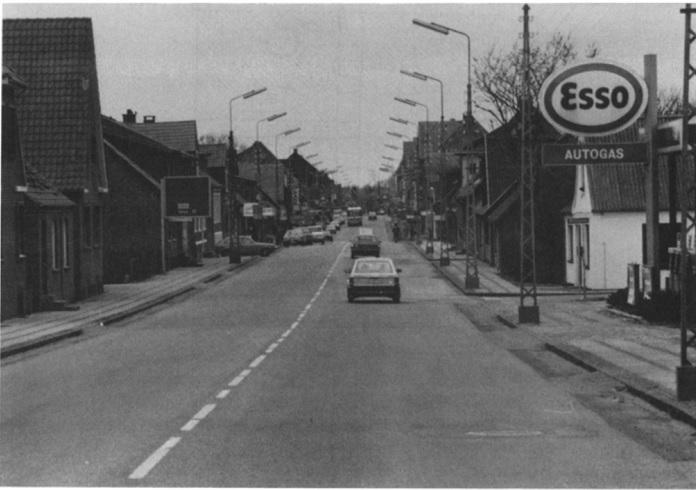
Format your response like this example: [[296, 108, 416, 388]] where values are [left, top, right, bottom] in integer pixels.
[[346, 206, 363, 226]]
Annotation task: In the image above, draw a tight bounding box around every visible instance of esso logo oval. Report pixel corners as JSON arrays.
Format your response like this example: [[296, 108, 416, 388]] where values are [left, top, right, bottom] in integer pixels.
[[538, 60, 647, 137]]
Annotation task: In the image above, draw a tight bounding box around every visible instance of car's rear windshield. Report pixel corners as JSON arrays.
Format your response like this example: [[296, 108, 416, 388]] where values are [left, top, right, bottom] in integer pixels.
[[356, 235, 376, 242], [354, 261, 394, 274]]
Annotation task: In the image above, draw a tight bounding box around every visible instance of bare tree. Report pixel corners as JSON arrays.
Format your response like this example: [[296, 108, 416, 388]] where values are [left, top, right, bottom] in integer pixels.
[[658, 87, 684, 116], [474, 33, 580, 127], [198, 133, 229, 145]]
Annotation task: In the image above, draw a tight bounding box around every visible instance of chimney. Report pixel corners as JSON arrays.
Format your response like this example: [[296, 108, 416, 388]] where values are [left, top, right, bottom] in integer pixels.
[[122, 109, 137, 124], [143, 115, 156, 124]]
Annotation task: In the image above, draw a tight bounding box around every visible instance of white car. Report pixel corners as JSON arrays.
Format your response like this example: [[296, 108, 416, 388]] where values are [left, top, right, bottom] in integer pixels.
[[306, 225, 332, 243]]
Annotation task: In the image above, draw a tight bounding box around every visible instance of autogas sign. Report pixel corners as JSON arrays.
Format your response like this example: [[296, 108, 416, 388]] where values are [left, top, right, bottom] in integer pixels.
[[539, 60, 647, 137]]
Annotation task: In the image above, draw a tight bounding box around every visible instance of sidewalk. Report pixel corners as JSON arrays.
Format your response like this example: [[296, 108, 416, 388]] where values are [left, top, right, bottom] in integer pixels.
[[412, 240, 696, 426], [0, 256, 257, 358]]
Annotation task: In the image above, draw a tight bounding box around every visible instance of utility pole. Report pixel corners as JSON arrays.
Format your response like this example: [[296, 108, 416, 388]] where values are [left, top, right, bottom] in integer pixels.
[[227, 131, 241, 263], [677, 3, 696, 400], [518, 3, 539, 324]]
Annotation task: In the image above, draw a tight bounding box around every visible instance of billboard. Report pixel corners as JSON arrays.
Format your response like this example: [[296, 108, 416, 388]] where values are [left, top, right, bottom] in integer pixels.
[[163, 176, 211, 218]]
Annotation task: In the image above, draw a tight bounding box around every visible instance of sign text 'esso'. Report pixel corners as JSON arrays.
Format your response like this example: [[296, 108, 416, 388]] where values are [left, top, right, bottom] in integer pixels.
[[538, 60, 648, 137]]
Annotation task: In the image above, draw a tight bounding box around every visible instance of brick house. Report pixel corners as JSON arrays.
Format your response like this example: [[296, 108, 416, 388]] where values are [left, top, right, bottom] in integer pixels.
[[474, 110, 575, 284], [124, 114, 217, 258], [101, 115, 201, 280], [4, 18, 108, 303], [2, 66, 30, 319], [237, 141, 283, 241], [200, 143, 230, 245]]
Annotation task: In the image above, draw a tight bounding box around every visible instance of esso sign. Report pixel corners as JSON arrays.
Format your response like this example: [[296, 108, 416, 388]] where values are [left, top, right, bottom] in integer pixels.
[[538, 60, 648, 137]]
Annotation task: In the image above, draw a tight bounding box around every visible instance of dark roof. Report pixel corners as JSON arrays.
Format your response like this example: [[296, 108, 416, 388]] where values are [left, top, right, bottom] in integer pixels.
[[103, 140, 160, 190], [3, 18, 105, 192], [24, 163, 75, 207], [2, 65, 26, 89], [127, 120, 198, 153], [200, 143, 227, 168]]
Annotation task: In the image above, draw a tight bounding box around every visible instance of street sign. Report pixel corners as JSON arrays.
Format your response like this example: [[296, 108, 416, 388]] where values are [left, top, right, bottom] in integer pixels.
[[539, 60, 648, 137], [163, 176, 210, 218], [542, 142, 646, 166]]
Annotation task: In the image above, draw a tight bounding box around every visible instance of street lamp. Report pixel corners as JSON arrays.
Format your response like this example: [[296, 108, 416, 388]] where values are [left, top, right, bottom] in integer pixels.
[[389, 116, 411, 125], [294, 141, 311, 150], [382, 156, 395, 161], [385, 144, 400, 150], [413, 19, 472, 117], [414, 19, 477, 280], [305, 153, 319, 159], [387, 131, 405, 139], [227, 86, 267, 264], [401, 68, 447, 264], [275, 127, 301, 216]]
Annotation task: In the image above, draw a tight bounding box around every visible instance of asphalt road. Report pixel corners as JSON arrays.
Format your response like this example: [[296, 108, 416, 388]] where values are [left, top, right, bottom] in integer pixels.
[[1, 217, 695, 486]]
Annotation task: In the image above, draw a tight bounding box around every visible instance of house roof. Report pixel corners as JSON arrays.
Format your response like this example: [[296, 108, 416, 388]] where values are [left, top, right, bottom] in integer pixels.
[[3, 18, 106, 192], [583, 119, 695, 212], [200, 143, 228, 168], [103, 140, 160, 190], [127, 120, 198, 153], [24, 163, 75, 208]]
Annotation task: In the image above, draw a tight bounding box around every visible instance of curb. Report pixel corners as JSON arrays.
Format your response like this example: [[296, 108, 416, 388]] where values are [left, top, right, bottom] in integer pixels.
[[1, 256, 261, 358], [408, 242, 606, 298]]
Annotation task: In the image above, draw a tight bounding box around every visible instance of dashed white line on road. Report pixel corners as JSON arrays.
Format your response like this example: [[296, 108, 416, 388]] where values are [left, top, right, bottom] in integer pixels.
[[181, 420, 199, 432], [193, 404, 216, 420], [216, 389, 231, 399], [129, 437, 181, 480], [229, 369, 252, 386], [266, 343, 279, 354], [250, 354, 266, 368]]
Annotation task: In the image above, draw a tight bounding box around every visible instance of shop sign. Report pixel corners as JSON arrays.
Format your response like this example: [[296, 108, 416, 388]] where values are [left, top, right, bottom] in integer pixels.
[[243, 202, 261, 218], [262, 206, 276, 217], [539, 60, 647, 137], [163, 176, 211, 218], [542, 142, 646, 166]]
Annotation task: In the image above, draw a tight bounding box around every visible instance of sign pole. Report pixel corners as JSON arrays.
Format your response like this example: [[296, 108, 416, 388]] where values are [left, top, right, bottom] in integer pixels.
[[644, 54, 660, 297]]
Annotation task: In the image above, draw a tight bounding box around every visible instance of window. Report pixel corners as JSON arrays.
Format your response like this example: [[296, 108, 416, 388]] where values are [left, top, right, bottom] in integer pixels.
[[84, 206, 92, 247], [62, 218, 70, 268], [51, 220, 59, 270], [93, 207, 101, 246], [566, 223, 574, 263], [14, 204, 25, 259]]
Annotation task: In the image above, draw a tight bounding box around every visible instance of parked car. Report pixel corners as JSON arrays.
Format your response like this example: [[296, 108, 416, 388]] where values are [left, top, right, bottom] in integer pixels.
[[350, 234, 380, 258], [327, 222, 339, 235], [368, 211, 377, 221], [283, 227, 313, 246], [307, 225, 331, 243], [215, 235, 277, 256], [346, 257, 401, 303]]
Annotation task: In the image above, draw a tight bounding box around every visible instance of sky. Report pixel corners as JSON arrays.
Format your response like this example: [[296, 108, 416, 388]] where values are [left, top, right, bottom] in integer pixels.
[[2, 2, 684, 186]]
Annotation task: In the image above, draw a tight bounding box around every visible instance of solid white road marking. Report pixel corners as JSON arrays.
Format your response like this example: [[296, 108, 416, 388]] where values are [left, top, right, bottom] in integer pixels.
[[250, 354, 266, 368], [193, 404, 216, 420], [129, 437, 181, 479], [181, 420, 199, 432]]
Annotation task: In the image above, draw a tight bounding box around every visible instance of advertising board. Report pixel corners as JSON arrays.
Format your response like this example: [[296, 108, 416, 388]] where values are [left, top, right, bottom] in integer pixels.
[[163, 176, 210, 218], [539, 60, 647, 137]]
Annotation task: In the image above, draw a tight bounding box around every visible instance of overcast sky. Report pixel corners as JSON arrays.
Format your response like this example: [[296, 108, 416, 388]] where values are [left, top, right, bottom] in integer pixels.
[[3, 2, 683, 186]]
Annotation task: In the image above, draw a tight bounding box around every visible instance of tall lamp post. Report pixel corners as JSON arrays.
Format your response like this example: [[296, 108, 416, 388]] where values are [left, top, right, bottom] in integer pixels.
[[292, 141, 311, 210], [227, 87, 267, 263], [414, 18, 478, 284], [401, 69, 447, 264]]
